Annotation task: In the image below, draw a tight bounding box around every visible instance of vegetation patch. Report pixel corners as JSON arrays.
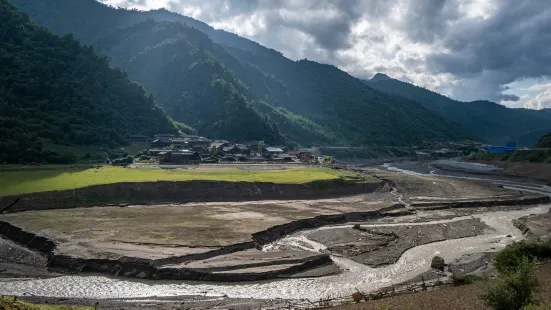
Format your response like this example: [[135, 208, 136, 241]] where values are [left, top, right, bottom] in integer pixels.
[[0, 297, 92, 310], [482, 257, 539, 310], [481, 241, 551, 310], [0, 166, 369, 196], [494, 241, 551, 274]]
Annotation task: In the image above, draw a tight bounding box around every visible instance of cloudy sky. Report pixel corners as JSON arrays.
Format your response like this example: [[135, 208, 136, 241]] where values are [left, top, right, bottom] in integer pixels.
[[101, 0, 551, 109]]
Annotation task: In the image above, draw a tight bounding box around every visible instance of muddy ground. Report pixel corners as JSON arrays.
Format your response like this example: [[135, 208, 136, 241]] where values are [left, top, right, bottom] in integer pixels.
[[514, 208, 551, 241], [309, 218, 490, 266]]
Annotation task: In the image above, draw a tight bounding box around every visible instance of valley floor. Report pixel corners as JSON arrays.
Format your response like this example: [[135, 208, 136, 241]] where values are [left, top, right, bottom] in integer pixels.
[[1, 161, 550, 309]]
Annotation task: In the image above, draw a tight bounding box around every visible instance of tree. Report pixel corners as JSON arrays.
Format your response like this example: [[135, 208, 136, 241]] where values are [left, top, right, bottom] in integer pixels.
[[322, 156, 335, 164], [209, 145, 219, 157], [257, 140, 265, 150]]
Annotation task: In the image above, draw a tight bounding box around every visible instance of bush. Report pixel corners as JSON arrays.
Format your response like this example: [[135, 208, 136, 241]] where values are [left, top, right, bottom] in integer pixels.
[[494, 242, 551, 274], [482, 257, 539, 310], [112, 155, 134, 166], [452, 273, 476, 286], [322, 155, 335, 164]]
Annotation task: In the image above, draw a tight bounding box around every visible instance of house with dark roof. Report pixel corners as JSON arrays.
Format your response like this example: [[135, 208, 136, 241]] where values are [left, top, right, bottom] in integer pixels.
[[235, 144, 251, 155], [159, 150, 200, 164], [150, 137, 172, 148]]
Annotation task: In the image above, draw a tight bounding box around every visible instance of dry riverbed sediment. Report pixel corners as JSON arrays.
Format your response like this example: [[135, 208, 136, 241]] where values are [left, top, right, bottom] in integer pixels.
[[0, 163, 550, 308]]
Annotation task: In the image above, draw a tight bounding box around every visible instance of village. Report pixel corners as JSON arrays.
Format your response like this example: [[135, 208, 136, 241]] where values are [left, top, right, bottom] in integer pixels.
[[129, 134, 321, 165]]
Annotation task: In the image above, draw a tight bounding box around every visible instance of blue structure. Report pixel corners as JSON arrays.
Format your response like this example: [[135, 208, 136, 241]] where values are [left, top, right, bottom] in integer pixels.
[[487, 146, 506, 153], [487, 141, 517, 153], [505, 141, 517, 152]]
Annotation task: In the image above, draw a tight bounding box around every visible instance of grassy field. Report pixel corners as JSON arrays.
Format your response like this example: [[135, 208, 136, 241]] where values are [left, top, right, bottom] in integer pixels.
[[0, 166, 359, 196], [0, 296, 92, 310]]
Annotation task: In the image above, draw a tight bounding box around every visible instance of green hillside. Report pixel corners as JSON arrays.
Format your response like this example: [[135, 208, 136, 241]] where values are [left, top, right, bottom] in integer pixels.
[[0, 0, 178, 164], [10, 0, 474, 147], [365, 74, 551, 147]]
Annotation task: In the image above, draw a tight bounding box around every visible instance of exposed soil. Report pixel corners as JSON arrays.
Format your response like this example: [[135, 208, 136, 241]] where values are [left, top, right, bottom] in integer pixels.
[[308, 219, 489, 267], [1, 192, 393, 249], [452, 159, 551, 185], [372, 168, 517, 201], [514, 209, 551, 241]]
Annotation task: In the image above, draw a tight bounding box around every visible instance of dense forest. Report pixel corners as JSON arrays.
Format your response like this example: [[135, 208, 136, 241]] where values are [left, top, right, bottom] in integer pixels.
[[9, 0, 474, 147], [365, 74, 551, 147], [0, 0, 178, 163]]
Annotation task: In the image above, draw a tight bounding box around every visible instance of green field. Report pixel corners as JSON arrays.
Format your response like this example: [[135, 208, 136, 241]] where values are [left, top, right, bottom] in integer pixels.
[[0, 166, 362, 196]]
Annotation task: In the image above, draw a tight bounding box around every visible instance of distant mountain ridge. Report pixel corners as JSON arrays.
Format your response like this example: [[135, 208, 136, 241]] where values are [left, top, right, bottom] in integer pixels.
[[365, 75, 551, 147], [0, 0, 178, 163], [9, 0, 475, 146]]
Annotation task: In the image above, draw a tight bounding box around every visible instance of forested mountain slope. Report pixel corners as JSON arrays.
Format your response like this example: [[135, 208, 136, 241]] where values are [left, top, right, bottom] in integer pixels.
[[365, 74, 551, 147], [0, 0, 178, 163], [10, 0, 474, 146]]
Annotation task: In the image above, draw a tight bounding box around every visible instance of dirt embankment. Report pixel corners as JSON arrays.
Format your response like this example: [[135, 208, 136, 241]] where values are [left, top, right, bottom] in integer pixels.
[[0, 221, 332, 282], [461, 159, 551, 184], [0, 179, 383, 213], [513, 209, 551, 241]]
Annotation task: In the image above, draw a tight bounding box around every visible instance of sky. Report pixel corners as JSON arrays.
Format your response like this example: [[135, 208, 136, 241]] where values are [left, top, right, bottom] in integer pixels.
[[100, 0, 551, 109]]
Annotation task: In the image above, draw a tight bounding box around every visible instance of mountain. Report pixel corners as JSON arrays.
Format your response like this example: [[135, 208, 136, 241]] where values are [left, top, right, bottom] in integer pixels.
[[0, 0, 180, 164], [364, 75, 551, 147], [10, 0, 474, 147], [536, 133, 551, 148]]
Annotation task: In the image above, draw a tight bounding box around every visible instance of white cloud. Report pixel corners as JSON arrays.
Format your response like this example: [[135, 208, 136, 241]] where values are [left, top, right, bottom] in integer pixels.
[[518, 83, 551, 109]]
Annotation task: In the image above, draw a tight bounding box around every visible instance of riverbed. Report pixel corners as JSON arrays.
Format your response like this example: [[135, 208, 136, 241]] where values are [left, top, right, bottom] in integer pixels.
[[0, 161, 550, 304]]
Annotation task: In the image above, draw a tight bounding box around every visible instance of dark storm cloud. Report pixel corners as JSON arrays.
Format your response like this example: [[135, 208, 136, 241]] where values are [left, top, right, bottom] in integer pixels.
[[425, 0, 551, 102], [398, 0, 461, 43], [500, 94, 520, 102]]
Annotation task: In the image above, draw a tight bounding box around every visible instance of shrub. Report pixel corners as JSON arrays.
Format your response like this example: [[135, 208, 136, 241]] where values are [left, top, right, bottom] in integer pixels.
[[522, 303, 551, 310], [322, 155, 335, 164], [494, 242, 551, 274], [112, 155, 134, 166], [452, 273, 476, 286], [523, 303, 551, 310], [482, 257, 539, 310]]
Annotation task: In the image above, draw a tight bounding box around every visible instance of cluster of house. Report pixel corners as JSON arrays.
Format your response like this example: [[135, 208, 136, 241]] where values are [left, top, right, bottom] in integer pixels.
[[131, 134, 315, 165]]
